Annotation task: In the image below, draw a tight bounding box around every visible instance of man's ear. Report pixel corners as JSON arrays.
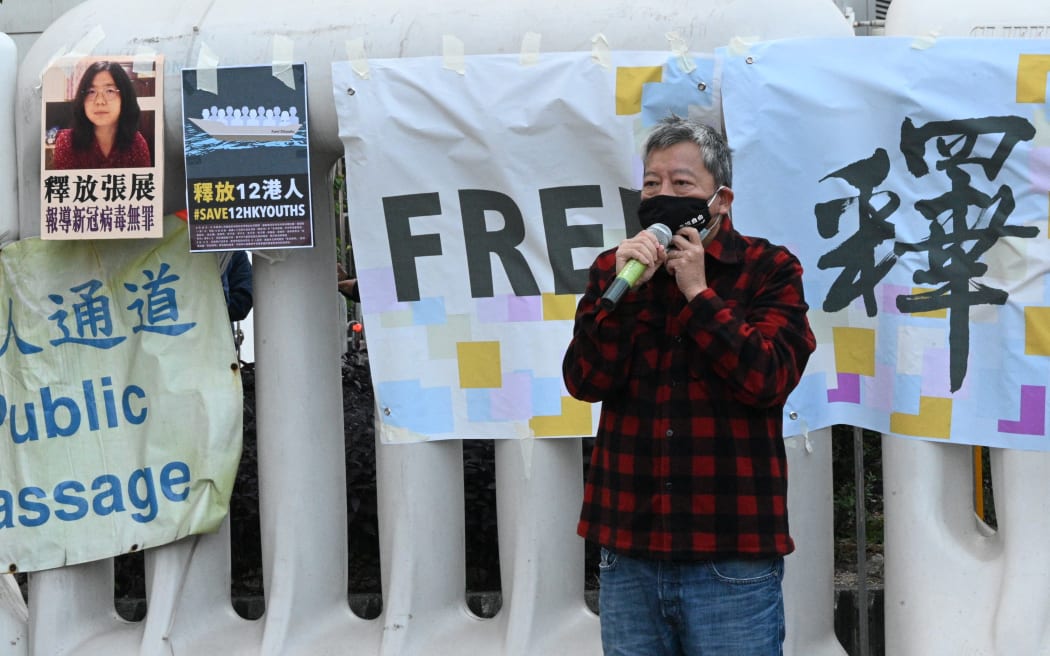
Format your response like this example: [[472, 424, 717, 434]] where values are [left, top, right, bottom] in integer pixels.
[[719, 186, 735, 212]]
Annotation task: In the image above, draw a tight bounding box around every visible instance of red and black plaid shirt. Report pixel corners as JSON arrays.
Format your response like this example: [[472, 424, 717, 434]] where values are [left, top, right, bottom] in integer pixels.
[[563, 215, 815, 560]]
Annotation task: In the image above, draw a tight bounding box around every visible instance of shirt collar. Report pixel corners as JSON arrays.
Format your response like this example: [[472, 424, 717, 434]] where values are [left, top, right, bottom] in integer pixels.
[[703, 213, 743, 264]]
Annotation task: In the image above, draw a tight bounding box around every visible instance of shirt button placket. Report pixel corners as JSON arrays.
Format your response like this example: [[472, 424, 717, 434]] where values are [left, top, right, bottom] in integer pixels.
[[664, 430, 673, 489]]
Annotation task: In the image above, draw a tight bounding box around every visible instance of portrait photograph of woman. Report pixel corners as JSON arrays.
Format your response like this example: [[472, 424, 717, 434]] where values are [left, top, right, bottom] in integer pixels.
[[42, 56, 162, 171], [40, 55, 165, 240]]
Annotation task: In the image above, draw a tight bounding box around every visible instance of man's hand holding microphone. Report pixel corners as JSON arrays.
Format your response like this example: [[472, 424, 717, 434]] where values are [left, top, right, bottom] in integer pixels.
[[600, 191, 725, 311], [600, 223, 673, 310]]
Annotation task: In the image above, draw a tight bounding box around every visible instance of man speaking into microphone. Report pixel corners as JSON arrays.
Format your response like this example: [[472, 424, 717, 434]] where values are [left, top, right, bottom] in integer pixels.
[[563, 115, 815, 655]]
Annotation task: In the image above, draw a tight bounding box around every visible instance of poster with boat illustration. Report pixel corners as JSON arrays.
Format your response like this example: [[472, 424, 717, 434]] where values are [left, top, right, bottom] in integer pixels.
[[181, 63, 313, 251]]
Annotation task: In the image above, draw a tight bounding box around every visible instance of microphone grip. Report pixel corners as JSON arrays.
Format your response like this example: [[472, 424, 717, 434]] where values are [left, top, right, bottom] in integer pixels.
[[600, 259, 647, 311], [598, 223, 671, 311], [600, 276, 631, 311]]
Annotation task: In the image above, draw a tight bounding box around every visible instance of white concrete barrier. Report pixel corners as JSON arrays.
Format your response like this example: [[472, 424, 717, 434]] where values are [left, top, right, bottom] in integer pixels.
[[0, 571, 27, 656], [881, 1, 1050, 653], [0, 30, 27, 656], [0, 32, 16, 243], [7, 1, 853, 653]]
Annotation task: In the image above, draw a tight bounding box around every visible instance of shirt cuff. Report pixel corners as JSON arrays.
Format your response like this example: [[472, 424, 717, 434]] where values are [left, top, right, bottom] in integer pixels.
[[681, 287, 722, 326]]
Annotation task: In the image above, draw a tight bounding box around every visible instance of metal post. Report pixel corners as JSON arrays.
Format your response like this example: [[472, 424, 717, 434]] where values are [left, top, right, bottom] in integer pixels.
[[853, 426, 870, 656], [973, 446, 985, 521]]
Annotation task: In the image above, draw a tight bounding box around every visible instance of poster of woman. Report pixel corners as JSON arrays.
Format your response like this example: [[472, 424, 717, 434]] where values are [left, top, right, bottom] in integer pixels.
[[40, 55, 164, 240]]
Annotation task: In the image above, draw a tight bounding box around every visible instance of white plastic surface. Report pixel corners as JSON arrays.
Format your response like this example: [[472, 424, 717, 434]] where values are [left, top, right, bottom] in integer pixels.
[[0, 1, 87, 60], [0, 32, 25, 655], [885, 0, 1050, 37], [0, 33, 15, 245], [883, 440, 1050, 655], [10, 1, 853, 654], [880, 3, 1050, 654], [0, 571, 27, 656], [14, 0, 854, 235]]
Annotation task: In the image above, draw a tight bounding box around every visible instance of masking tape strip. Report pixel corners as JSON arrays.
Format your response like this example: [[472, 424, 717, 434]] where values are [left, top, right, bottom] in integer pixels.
[[911, 32, 939, 49], [216, 251, 234, 275], [519, 435, 534, 481], [520, 31, 541, 67], [727, 36, 757, 58], [40, 46, 72, 89], [666, 31, 695, 74], [272, 35, 296, 88], [40, 24, 103, 86], [800, 419, 812, 453], [249, 248, 288, 264], [196, 42, 220, 94], [591, 33, 612, 69], [132, 47, 158, 75], [69, 25, 105, 57], [443, 34, 466, 74], [345, 38, 370, 79], [43, 45, 69, 69]]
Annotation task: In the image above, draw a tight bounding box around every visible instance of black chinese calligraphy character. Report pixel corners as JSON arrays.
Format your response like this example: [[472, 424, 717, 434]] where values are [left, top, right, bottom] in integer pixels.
[[895, 115, 1039, 391], [814, 147, 901, 316], [101, 173, 129, 202], [43, 176, 71, 204], [130, 173, 156, 201], [73, 175, 99, 203]]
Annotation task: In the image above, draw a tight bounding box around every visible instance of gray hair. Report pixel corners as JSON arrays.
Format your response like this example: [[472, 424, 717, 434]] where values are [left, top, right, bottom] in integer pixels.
[[643, 116, 732, 188]]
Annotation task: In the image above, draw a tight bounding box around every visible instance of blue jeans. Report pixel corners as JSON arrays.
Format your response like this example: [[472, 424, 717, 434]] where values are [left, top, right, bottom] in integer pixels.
[[598, 548, 785, 656]]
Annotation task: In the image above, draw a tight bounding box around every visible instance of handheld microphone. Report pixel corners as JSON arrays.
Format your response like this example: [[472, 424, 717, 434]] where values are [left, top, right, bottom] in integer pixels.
[[600, 222, 673, 311]]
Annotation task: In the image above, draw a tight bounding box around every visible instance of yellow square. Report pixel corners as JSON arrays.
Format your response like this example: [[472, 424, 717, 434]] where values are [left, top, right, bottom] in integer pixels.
[[1017, 54, 1050, 103], [890, 396, 952, 439], [908, 288, 947, 319], [832, 326, 875, 376], [457, 341, 502, 388], [616, 66, 663, 115], [543, 293, 579, 321], [1025, 306, 1050, 356], [529, 396, 593, 437]]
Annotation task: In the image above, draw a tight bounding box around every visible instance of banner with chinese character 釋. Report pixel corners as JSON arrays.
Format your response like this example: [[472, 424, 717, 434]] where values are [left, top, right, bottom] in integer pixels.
[[0, 215, 242, 572], [333, 51, 722, 442], [721, 38, 1050, 450], [40, 55, 165, 240], [334, 40, 1050, 449]]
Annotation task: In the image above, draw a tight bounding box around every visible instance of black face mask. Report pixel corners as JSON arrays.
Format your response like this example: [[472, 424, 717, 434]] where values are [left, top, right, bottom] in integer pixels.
[[637, 195, 713, 232]]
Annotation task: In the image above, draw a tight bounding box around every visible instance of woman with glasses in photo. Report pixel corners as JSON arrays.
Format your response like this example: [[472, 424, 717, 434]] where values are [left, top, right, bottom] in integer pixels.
[[52, 60, 152, 170]]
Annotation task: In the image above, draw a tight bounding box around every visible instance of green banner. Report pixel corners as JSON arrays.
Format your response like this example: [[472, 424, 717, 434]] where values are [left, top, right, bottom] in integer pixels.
[[0, 215, 242, 572]]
